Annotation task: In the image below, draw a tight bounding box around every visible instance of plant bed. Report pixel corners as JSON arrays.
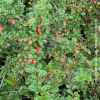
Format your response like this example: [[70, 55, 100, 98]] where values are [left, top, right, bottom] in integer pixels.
[[0, 0, 100, 100]]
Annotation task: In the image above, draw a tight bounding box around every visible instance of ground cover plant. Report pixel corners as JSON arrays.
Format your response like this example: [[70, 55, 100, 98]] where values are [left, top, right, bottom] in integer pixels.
[[0, 0, 100, 100]]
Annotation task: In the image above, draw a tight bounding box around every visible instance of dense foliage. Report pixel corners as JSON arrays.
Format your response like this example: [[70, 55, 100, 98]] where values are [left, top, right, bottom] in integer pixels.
[[0, 0, 100, 100]]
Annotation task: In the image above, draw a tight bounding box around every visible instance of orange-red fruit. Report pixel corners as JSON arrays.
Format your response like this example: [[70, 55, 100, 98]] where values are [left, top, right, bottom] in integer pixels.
[[0, 25, 4, 31], [27, 58, 37, 64], [53, 43, 57, 46], [85, 59, 88, 64], [13, 75, 16, 79], [65, 18, 68, 22], [58, 28, 61, 31], [85, 8, 88, 11], [66, 66, 69, 70], [37, 1, 41, 5], [75, 42, 79, 46], [8, 19, 15, 24], [54, 51, 57, 56], [23, 58, 27, 62], [56, 78, 59, 82], [48, 53, 52, 59], [48, 71, 52, 75], [74, 49, 79, 54], [0, 54, 2, 58], [4, 44, 7, 48], [32, 59, 37, 64], [88, 80, 90, 85], [84, 47, 87, 51], [64, 28, 67, 32], [43, 76, 46, 80], [28, 39, 33, 45], [26, 52, 30, 54], [46, 26, 51, 31], [61, 58, 65, 62], [55, 32, 59, 36], [27, 58, 33, 63], [92, 1, 97, 4], [35, 46, 41, 52], [26, 66, 28, 68], [36, 27, 41, 34], [80, 8, 83, 11], [73, 61, 76, 65], [19, 39, 23, 42]]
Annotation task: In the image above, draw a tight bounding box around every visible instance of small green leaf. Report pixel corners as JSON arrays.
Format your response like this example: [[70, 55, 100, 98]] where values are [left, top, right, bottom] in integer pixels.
[[81, 12, 85, 16], [41, 85, 50, 92], [66, 95, 72, 100], [38, 70, 47, 78], [5, 79, 14, 86], [28, 85, 37, 92], [67, 89, 73, 95], [0, 38, 4, 45]]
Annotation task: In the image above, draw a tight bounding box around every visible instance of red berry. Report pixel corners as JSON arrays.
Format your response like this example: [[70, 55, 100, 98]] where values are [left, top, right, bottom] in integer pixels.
[[73, 61, 76, 65], [85, 8, 88, 11], [84, 47, 87, 51], [19, 39, 23, 42], [64, 28, 67, 32], [56, 78, 59, 82], [4, 44, 7, 48], [58, 28, 61, 31], [0, 54, 2, 58], [46, 26, 51, 31], [74, 49, 79, 54], [37, 1, 41, 5], [66, 66, 69, 70], [36, 27, 41, 34], [54, 51, 57, 56], [88, 80, 90, 85], [75, 42, 79, 46], [55, 32, 59, 36], [35, 46, 41, 52], [26, 52, 30, 54], [53, 43, 57, 46], [48, 53, 52, 59], [43, 76, 46, 80], [65, 18, 68, 22], [13, 75, 16, 79], [80, 8, 83, 11], [8, 19, 15, 24], [28, 39, 33, 45], [0, 25, 4, 31], [27, 58, 33, 63], [61, 58, 65, 62], [92, 1, 97, 4], [48, 71, 52, 75], [23, 58, 27, 62], [85, 59, 88, 64], [32, 59, 37, 64], [26, 66, 28, 68]]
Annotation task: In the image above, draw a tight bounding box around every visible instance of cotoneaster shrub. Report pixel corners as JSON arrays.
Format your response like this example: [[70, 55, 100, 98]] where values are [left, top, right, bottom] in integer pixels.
[[0, 0, 100, 100]]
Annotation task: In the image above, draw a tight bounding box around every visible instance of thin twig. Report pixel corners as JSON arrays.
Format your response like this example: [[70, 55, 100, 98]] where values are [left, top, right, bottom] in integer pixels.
[[52, 0, 58, 10], [0, 65, 9, 88], [0, 91, 18, 94]]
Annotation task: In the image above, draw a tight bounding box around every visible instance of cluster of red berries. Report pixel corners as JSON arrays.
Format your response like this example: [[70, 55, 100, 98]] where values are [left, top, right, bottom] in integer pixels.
[[23, 58, 37, 64]]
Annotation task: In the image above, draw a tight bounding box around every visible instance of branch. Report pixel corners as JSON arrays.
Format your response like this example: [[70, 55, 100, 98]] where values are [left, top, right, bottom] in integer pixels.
[[0, 91, 18, 94], [0, 65, 9, 88]]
